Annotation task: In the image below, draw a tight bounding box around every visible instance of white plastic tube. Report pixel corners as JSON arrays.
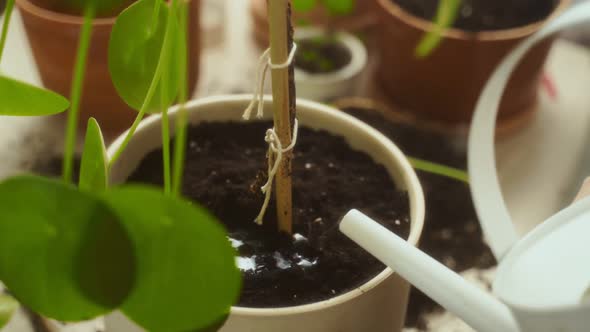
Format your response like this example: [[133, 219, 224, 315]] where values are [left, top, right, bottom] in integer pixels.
[[340, 210, 519, 332]]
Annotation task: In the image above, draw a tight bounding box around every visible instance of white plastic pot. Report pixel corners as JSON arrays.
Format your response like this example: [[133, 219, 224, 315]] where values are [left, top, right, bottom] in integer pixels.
[[294, 28, 368, 102], [105, 95, 424, 332]]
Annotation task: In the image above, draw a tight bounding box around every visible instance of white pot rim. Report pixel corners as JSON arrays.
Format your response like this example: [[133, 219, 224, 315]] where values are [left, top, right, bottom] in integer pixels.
[[107, 94, 424, 318], [294, 28, 367, 84]]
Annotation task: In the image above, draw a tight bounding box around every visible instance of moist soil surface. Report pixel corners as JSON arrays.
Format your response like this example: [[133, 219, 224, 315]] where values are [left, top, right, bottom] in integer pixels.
[[128, 121, 411, 307], [394, 0, 559, 32], [342, 106, 496, 330], [295, 37, 352, 74]]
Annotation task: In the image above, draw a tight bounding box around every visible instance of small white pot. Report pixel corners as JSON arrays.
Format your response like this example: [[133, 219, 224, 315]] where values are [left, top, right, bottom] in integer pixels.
[[294, 28, 368, 102], [105, 95, 425, 332]]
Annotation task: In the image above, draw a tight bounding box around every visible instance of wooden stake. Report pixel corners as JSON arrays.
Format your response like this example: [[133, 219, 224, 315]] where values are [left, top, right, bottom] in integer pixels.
[[267, 0, 296, 234]]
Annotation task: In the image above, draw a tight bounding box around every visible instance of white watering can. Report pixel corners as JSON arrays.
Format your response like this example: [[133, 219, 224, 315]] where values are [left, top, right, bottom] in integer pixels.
[[340, 3, 590, 332]]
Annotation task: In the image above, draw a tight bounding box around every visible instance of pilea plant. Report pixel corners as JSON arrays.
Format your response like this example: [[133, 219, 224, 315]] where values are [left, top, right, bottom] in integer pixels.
[[0, 0, 240, 331]]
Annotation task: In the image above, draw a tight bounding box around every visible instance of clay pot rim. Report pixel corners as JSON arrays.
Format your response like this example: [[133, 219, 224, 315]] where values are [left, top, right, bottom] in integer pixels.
[[332, 96, 538, 141], [376, 0, 570, 41], [15, 0, 118, 26], [332, 97, 464, 137]]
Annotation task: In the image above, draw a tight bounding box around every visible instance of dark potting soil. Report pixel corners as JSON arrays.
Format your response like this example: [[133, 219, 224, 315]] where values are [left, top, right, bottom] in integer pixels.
[[341, 106, 496, 330], [128, 121, 411, 307], [393, 0, 558, 32], [295, 37, 352, 74]]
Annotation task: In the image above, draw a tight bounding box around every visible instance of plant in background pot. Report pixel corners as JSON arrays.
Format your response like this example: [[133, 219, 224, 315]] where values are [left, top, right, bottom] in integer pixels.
[[374, 0, 569, 125], [281, 0, 368, 102], [15, 0, 201, 133], [0, 0, 240, 331], [293, 27, 367, 102]]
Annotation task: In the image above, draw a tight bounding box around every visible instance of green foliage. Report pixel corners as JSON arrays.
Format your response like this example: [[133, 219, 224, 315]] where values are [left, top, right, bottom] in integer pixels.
[[171, 0, 190, 196], [79, 118, 108, 192], [103, 186, 241, 332], [320, 0, 355, 16], [292, 0, 355, 16], [0, 0, 15, 61], [293, 0, 316, 13], [0, 176, 136, 321], [416, 0, 462, 57], [0, 1, 240, 331], [0, 0, 69, 118], [109, 0, 181, 113], [0, 294, 18, 329], [63, 8, 95, 184], [408, 157, 469, 183], [0, 76, 69, 116]]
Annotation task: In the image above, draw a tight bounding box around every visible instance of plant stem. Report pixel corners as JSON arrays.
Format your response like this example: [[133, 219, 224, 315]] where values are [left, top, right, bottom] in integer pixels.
[[408, 157, 469, 183], [161, 69, 171, 195], [108, 2, 175, 169], [151, 0, 162, 29], [172, 0, 188, 196], [0, 0, 15, 62], [62, 7, 94, 184], [267, 0, 296, 234], [415, 0, 462, 57]]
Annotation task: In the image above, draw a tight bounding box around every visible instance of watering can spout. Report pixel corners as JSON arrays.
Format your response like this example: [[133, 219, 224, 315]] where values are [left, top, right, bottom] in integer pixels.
[[340, 210, 519, 332]]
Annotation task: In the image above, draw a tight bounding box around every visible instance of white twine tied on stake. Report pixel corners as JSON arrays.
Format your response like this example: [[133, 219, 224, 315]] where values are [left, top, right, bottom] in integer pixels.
[[242, 44, 299, 225]]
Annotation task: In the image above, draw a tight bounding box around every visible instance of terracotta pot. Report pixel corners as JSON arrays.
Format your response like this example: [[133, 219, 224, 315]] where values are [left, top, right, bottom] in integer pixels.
[[374, 0, 569, 124], [16, 0, 201, 134], [250, 0, 378, 48], [104, 95, 425, 332]]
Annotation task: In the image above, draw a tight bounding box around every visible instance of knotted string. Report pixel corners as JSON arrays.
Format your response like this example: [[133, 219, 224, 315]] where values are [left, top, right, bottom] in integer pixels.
[[254, 119, 299, 224], [243, 44, 298, 120], [242, 44, 299, 224]]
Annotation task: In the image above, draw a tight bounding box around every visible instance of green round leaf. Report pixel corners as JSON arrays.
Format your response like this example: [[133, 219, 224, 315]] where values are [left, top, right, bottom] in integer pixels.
[[320, 0, 355, 15], [293, 0, 317, 13], [0, 76, 69, 116], [79, 118, 108, 192], [0, 294, 18, 329], [0, 176, 136, 321], [102, 186, 241, 332], [109, 0, 180, 113]]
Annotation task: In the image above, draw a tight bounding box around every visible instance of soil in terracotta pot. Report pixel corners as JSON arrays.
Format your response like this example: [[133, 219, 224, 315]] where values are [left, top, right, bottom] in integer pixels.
[[128, 121, 411, 307], [341, 106, 496, 330], [393, 0, 559, 31], [295, 37, 352, 74]]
